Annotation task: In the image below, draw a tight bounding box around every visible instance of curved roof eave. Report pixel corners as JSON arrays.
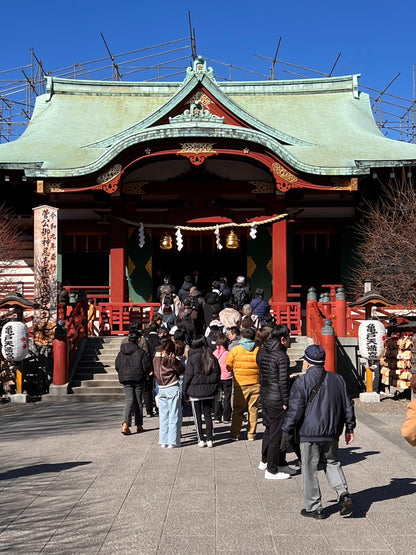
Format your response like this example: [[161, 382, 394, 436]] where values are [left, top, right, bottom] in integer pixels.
[[25, 124, 369, 179]]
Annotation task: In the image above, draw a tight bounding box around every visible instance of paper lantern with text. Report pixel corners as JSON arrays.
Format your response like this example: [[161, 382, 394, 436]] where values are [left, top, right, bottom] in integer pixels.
[[358, 320, 385, 360], [1, 321, 29, 362]]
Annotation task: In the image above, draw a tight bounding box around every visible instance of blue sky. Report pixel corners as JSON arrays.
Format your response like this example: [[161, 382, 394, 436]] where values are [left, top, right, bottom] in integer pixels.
[[2, 1, 416, 104]]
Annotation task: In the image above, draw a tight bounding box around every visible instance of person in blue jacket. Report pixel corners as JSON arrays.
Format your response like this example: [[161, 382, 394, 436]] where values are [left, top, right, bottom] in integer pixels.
[[282, 344, 355, 520]]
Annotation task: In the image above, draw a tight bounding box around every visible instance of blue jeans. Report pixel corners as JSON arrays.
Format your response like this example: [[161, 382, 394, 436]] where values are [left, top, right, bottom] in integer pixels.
[[157, 385, 181, 446], [176, 375, 184, 445], [122, 382, 144, 426]]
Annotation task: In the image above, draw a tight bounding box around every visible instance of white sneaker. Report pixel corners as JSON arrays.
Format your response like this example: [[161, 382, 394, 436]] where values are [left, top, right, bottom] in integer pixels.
[[198, 440, 206, 448], [278, 465, 297, 476], [258, 461, 267, 471], [265, 470, 291, 480], [206, 440, 213, 448], [167, 444, 179, 449], [160, 444, 167, 448]]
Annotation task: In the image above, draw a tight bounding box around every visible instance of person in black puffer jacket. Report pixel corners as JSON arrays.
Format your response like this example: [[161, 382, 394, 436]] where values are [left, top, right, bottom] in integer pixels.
[[115, 331, 153, 436], [183, 335, 220, 447], [256, 324, 296, 479]]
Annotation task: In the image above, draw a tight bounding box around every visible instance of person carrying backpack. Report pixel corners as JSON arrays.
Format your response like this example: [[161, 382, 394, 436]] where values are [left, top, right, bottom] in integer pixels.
[[203, 281, 223, 328], [231, 276, 251, 310]]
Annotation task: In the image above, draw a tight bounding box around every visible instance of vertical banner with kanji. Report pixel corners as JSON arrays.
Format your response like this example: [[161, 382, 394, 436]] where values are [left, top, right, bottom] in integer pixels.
[[33, 205, 59, 345]]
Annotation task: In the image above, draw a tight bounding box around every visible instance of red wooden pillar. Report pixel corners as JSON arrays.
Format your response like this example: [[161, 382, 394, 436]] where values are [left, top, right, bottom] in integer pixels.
[[321, 319, 336, 372], [110, 220, 126, 303], [272, 220, 287, 302]]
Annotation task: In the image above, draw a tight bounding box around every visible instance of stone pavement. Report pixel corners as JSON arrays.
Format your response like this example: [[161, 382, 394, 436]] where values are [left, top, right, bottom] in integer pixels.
[[0, 400, 415, 554]]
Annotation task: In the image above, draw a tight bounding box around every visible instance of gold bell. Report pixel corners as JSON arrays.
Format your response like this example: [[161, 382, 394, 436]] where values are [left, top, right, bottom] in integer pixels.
[[160, 232, 173, 250], [225, 230, 239, 249]]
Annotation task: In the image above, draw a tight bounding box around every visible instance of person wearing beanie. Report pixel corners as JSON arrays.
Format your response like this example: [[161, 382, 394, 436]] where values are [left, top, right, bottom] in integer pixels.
[[115, 330, 153, 436], [282, 344, 356, 520]]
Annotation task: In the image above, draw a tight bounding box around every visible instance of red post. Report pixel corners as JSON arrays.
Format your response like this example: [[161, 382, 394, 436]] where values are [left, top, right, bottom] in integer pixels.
[[110, 220, 126, 303], [272, 220, 287, 302], [320, 292, 332, 320], [306, 287, 317, 339], [335, 287, 347, 337], [321, 319, 336, 373], [52, 329, 68, 385]]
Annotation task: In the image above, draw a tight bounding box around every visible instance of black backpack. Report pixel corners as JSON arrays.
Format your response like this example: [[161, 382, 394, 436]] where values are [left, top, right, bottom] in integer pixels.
[[233, 286, 249, 309], [184, 295, 200, 320]]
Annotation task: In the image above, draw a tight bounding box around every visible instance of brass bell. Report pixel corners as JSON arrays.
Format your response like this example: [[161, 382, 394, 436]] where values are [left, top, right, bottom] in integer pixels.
[[160, 232, 173, 250], [225, 230, 239, 249]]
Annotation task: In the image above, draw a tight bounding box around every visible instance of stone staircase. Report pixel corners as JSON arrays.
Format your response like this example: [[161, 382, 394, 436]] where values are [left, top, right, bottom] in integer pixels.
[[287, 335, 313, 374], [69, 336, 125, 401], [67, 334, 313, 402]]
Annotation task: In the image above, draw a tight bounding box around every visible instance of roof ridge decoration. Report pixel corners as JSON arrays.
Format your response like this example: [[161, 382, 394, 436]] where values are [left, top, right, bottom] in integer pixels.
[[169, 91, 225, 125], [184, 56, 216, 83]]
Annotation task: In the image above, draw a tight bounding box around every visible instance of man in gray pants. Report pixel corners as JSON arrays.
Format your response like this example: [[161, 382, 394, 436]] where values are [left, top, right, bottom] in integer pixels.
[[282, 345, 355, 519]]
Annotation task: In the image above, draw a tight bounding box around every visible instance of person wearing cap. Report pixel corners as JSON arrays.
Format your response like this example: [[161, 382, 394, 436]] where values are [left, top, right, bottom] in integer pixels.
[[115, 330, 153, 436], [282, 344, 356, 520]]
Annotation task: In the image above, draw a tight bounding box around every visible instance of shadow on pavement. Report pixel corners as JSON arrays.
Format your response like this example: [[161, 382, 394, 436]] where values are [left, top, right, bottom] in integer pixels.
[[0, 461, 92, 480], [339, 446, 380, 466], [325, 477, 416, 519]]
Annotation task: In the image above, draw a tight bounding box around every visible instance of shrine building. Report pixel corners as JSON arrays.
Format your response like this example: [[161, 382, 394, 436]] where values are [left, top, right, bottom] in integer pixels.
[[1, 56, 416, 307]]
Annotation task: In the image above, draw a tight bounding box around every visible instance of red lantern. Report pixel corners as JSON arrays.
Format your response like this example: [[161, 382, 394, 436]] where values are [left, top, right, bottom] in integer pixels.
[[1, 321, 29, 362]]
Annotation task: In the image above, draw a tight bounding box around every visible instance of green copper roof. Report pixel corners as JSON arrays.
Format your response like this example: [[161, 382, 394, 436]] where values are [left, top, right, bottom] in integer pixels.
[[1, 59, 416, 178]]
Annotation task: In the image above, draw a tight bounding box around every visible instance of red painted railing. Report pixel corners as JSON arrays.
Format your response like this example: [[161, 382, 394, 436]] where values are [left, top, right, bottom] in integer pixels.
[[97, 303, 160, 335], [269, 302, 302, 336], [64, 286, 111, 306]]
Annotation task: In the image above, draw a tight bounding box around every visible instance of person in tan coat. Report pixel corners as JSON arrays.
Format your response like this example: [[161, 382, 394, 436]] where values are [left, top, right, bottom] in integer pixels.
[[226, 327, 260, 440], [401, 374, 416, 446]]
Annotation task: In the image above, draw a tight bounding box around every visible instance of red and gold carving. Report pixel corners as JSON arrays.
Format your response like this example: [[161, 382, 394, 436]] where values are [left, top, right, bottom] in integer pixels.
[[271, 162, 298, 192], [177, 143, 217, 166]]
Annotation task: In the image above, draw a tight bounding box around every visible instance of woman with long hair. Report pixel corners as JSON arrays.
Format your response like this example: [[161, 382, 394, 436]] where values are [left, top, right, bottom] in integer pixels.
[[183, 335, 220, 447], [152, 336, 185, 448]]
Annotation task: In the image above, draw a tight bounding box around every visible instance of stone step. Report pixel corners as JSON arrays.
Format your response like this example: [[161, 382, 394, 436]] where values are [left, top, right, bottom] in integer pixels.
[[72, 385, 124, 395], [74, 380, 121, 388], [76, 363, 115, 370], [75, 373, 119, 381], [81, 350, 121, 357], [80, 353, 119, 359], [66, 393, 125, 402]]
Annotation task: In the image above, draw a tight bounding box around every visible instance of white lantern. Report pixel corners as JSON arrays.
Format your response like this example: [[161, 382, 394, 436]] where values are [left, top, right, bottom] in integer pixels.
[[358, 320, 385, 360], [1, 321, 30, 362]]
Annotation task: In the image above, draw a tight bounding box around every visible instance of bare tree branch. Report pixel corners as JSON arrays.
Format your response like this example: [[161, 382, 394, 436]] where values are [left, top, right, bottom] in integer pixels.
[[348, 177, 416, 304]]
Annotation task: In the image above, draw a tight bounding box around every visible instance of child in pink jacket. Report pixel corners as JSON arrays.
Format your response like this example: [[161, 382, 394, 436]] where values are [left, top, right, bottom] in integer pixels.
[[212, 334, 233, 423]]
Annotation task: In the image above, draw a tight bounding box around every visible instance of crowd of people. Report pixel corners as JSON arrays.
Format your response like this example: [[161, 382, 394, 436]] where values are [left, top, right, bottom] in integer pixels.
[[114, 274, 356, 519]]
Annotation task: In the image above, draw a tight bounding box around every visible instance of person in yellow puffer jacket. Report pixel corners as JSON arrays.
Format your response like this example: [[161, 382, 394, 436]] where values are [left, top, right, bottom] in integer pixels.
[[226, 327, 260, 440]]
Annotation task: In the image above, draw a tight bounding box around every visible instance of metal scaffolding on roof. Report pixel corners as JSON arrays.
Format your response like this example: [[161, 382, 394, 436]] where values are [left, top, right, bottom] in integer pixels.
[[1, 35, 415, 144]]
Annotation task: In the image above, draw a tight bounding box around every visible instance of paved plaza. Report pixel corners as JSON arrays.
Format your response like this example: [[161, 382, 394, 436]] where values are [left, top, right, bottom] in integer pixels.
[[0, 398, 415, 554]]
